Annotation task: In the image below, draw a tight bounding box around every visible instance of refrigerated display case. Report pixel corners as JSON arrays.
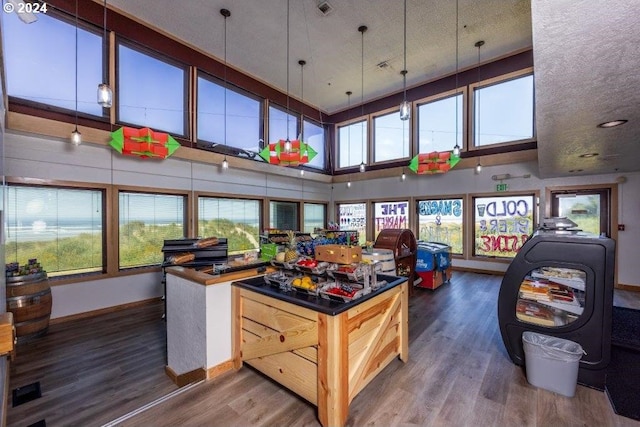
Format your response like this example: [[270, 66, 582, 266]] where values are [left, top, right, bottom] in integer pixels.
[[497, 221, 615, 390]]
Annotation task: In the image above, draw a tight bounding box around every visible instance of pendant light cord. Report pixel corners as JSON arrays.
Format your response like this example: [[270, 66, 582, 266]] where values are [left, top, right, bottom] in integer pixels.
[[75, 0, 79, 126], [223, 11, 227, 147], [402, 0, 407, 100], [286, 0, 290, 141], [454, 0, 459, 151], [359, 25, 367, 166]]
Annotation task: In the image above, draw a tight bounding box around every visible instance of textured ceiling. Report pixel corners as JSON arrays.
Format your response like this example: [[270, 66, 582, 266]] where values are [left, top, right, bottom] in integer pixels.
[[532, 0, 640, 178], [103, 0, 639, 178]]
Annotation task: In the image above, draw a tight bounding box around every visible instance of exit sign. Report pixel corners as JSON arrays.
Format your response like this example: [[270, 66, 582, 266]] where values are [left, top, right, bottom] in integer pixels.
[[496, 183, 509, 192]]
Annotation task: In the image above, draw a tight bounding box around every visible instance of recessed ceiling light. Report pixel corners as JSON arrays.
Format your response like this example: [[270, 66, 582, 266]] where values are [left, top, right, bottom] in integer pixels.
[[597, 120, 627, 128], [568, 169, 583, 173], [579, 153, 599, 158]]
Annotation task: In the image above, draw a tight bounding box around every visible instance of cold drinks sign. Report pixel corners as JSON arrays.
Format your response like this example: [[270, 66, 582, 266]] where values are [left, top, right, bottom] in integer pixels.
[[474, 195, 534, 258]]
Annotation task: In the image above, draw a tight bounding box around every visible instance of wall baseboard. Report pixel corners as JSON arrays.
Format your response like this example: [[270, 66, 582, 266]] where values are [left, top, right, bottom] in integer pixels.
[[165, 365, 206, 387], [49, 297, 162, 325], [616, 283, 640, 292]]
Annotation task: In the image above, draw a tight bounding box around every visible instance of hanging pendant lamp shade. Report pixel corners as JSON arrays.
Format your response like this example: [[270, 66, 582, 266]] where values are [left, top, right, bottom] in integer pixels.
[[97, 0, 112, 108], [71, 128, 82, 146], [399, 0, 410, 121]]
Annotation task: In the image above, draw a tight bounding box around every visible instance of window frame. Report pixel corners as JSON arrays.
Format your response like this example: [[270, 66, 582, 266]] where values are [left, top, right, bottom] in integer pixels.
[[468, 68, 535, 151], [116, 186, 190, 270], [302, 202, 327, 234], [268, 199, 300, 232], [336, 201, 368, 245], [371, 105, 411, 166], [415, 87, 467, 155], [196, 194, 263, 255], [5, 178, 109, 279], [115, 37, 190, 138], [335, 115, 369, 171], [3, 8, 107, 119], [416, 195, 465, 257], [196, 70, 265, 156], [372, 198, 412, 240], [267, 102, 300, 146], [302, 116, 327, 171], [470, 191, 538, 261]]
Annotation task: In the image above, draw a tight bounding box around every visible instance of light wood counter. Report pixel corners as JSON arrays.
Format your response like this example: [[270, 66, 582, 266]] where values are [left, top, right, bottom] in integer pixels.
[[232, 275, 409, 427]]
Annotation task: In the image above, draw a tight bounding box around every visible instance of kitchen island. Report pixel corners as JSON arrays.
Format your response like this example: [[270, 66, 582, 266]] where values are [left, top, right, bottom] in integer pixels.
[[232, 274, 408, 427]]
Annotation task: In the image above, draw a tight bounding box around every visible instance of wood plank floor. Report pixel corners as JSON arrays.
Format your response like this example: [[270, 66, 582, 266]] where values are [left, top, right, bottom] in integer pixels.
[[7, 272, 640, 427]]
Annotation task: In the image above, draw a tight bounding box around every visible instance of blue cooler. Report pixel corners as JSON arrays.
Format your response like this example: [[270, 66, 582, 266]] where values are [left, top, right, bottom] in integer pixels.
[[416, 242, 451, 289]]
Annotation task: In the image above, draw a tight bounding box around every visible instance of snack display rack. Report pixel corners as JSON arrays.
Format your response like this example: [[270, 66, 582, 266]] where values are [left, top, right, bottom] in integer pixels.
[[265, 252, 381, 303]]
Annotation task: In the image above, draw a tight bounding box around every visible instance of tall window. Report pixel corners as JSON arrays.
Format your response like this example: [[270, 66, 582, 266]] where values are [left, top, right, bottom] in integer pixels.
[[198, 197, 260, 254], [373, 201, 410, 240], [5, 185, 104, 277], [417, 93, 463, 153], [2, 10, 104, 116], [417, 198, 464, 255], [269, 201, 299, 231], [473, 73, 534, 147], [473, 194, 535, 258], [303, 203, 326, 234], [117, 42, 187, 136], [197, 73, 263, 154], [337, 203, 367, 245], [373, 110, 410, 163], [119, 192, 186, 268], [303, 119, 326, 170], [337, 120, 367, 169], [269, 105, 298, 145]]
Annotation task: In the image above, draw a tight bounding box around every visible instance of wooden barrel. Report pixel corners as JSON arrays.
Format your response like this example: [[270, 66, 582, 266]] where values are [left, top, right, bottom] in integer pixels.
[[6, 271, 52, 343], [362, 248, 396, 274]]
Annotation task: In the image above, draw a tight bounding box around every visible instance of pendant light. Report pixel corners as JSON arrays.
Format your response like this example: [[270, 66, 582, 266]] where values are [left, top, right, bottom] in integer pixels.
[[346, 91, 352, 188], [283, 0, 292, 153], [399, 0, 410, 121], [221, 8, 231, 170], [299, 59, 306, 176], [70, 0, 82, 146], [358, 25, 367, 173], [474, 40, 484, 173], [452, 0, 461, 157], [401, 168, 406, 182], [96, 0, 113, 108]]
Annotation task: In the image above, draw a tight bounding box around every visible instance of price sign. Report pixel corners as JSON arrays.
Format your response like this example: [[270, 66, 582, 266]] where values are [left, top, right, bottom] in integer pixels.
[[496, 183, 509, 192]]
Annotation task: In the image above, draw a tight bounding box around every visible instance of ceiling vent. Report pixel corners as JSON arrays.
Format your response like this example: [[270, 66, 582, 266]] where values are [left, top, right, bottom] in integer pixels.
[[317, 1, 334, 16]]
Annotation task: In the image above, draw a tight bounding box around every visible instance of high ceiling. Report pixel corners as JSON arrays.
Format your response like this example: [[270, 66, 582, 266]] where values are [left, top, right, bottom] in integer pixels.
[[103, 0, 638, 178]]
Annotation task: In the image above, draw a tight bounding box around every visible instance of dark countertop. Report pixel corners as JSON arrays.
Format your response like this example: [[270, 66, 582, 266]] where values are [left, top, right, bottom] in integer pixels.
[[232, 274, 407, 316]]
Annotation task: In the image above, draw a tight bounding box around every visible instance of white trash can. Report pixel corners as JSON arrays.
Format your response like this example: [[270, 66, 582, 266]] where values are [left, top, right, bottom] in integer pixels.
[[522, 331, 585, 397]]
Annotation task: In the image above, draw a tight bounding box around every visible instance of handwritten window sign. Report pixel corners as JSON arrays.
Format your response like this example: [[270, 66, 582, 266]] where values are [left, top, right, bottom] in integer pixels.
[[374, 201, 409, 239], [417, 198, 463, 254], [338, 203, 367, 245], [474, 195, 535, 258]]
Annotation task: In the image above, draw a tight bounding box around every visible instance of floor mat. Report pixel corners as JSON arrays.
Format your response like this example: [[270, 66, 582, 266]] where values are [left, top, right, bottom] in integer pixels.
[[611, 306, 640, 349], [606, 345, 640, 421], [606, 306, 640, 421]]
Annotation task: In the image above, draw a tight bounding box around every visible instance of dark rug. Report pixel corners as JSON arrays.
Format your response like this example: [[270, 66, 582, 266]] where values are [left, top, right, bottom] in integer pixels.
[[606, 306, 640, 421]]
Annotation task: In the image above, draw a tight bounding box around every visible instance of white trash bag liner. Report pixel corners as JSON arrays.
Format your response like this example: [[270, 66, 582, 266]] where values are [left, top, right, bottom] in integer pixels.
[[522, 331, 586, 397], [522, 331, 585, 361]]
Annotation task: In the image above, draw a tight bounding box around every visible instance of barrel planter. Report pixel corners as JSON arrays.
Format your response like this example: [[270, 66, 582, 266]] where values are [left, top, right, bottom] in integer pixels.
[[6, 271, 52, 343]]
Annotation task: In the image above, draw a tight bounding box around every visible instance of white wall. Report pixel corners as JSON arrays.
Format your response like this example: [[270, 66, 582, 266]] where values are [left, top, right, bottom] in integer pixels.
[[4, 131, 332, 319], [5, 131, 638, 320], [333, 161, 640, 287]]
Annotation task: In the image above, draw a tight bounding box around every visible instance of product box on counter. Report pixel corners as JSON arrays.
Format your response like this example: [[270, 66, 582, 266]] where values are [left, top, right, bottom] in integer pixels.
[[314, 244, 362, 264]]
